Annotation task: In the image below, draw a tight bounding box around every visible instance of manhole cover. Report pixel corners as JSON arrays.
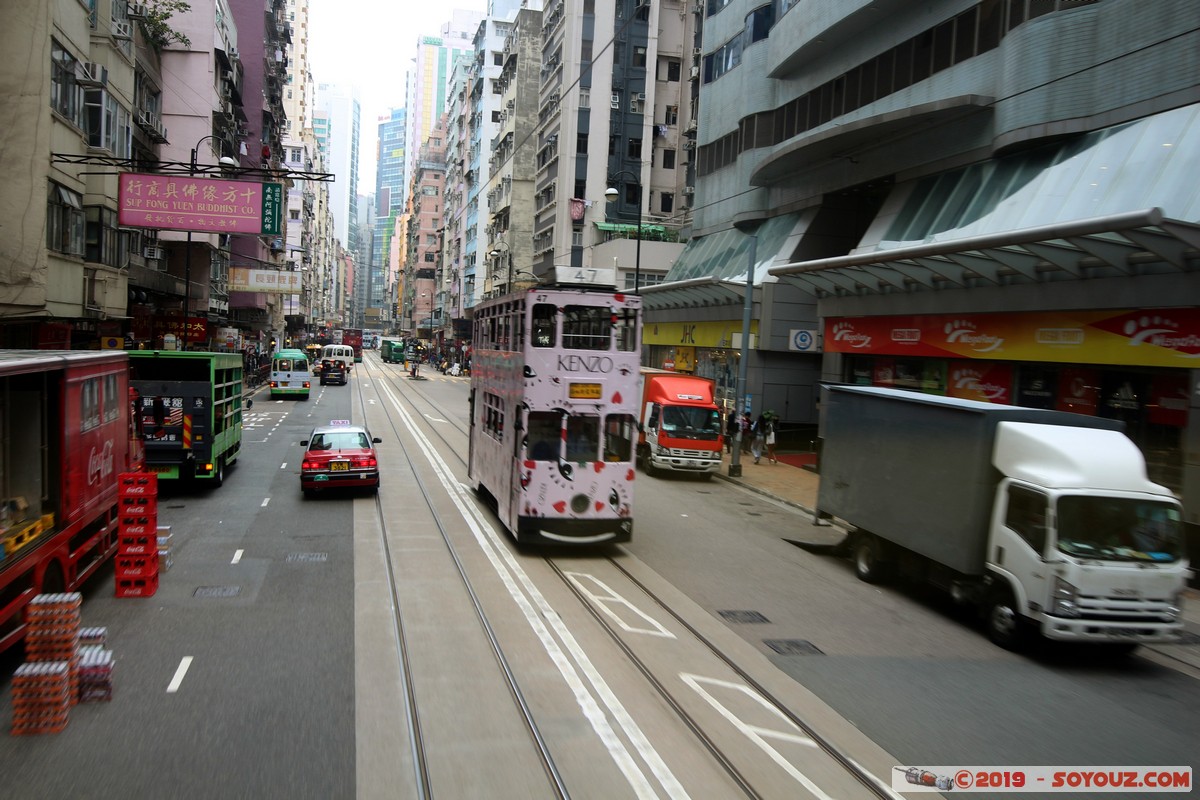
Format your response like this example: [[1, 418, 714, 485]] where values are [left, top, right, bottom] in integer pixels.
[[718, 610, 770, 624], [194, 586, 241, 598], [765, 639, 824, 655], [286, 552, 328, 562]]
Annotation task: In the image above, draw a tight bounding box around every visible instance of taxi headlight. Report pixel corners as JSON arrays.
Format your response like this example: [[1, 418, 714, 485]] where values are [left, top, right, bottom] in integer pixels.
[[1052, 577, 1080, 618]]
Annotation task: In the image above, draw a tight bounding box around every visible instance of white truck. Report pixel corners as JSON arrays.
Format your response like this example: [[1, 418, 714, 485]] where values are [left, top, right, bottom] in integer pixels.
[[816, 385, 1187, 650]]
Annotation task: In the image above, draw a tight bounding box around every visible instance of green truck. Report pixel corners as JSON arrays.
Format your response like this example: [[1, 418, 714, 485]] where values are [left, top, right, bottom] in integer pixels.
[[128, 350, 248, 485], [380, 339, 404, 364]]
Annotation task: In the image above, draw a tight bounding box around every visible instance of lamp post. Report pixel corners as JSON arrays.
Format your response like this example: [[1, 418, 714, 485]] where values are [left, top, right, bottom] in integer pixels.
[[728, 217, 763, 478], [182, 135, 238, 350], [605, 171, 643, 293], [487, 241, 511, 297]]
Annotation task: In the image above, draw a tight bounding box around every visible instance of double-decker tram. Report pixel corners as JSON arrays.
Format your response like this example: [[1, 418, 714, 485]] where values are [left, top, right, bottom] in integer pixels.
[[469, 287, 641, 544]]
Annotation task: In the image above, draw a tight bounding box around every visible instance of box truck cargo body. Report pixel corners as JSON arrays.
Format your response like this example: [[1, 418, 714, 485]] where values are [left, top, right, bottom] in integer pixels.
[[817, 385, 1186, 649]]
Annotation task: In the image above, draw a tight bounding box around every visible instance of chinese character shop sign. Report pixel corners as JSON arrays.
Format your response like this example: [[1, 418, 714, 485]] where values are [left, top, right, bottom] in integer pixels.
[[118, 173, 283, 235]]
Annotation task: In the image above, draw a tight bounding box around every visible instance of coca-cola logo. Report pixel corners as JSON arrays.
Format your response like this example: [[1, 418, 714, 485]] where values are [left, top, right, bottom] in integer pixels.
[[88, 440, 115, 486]]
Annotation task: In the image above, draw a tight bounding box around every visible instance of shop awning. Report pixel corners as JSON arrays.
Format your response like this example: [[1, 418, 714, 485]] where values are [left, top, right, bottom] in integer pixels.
[[595, 222, 671, 239], [663, 213, 804, 284], [638, 276, 752, 311], [769, 208, 1200, 297]]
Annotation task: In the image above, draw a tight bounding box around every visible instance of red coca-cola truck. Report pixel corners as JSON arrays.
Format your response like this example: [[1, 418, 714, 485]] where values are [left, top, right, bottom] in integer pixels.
[[0, 350, 143, 654]]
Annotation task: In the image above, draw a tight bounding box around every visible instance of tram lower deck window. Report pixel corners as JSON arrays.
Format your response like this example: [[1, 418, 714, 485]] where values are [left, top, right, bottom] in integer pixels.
[[566, 415, 600, 462], [527, 411, 561, 460]]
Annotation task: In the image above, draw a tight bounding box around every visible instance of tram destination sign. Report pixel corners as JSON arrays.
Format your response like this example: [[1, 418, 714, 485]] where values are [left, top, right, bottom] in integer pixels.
[[118, 172, 283, 235]]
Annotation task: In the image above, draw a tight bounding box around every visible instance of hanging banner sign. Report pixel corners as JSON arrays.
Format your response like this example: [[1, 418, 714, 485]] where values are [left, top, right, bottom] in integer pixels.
[[229, 268, 302, 294], [118, 172, 283, 235]]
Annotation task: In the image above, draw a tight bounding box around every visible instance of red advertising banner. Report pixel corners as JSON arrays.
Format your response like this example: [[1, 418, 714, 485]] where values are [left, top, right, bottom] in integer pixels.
[[1056, 367, 1100, 415], [824, 308, 1200, 368], [118, 173, 283, 235], [947, 361, 1013, 403]]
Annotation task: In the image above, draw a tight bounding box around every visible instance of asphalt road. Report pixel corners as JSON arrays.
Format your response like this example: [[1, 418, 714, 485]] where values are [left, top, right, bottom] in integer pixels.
[[1, 362, 1196, 799]]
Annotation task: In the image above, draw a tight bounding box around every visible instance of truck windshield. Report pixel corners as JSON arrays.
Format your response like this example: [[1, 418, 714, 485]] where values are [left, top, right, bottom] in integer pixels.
[[1055, 496, 1183, 563], [660, 406, 721, 439]]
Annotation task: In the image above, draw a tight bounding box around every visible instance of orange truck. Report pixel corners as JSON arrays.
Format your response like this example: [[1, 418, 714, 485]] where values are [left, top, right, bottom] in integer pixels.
[[636, 367, 724, 478]]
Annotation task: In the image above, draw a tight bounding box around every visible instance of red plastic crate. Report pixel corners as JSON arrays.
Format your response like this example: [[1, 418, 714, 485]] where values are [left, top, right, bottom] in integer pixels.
[[115, 555, 158, 579], [118, 472, 157, 496], [119, 494, 158, 516], [117, 532, 156, 556], [115, 573, 158, 598], [119, 516, 156, 537]]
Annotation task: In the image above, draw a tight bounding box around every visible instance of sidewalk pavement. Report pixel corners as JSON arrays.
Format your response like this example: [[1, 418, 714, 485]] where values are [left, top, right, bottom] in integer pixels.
[[712, 450, 1200, 663]]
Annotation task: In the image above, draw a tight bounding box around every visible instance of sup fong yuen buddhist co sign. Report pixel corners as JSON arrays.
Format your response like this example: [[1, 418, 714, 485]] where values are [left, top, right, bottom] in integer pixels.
[[118, 173, 283, 236]]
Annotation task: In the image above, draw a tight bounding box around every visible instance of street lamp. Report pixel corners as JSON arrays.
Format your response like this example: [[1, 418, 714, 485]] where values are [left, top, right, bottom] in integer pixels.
[[728, 216, 764, 478], [182, 135, 238, 350], [487, 241, 511, 297], [604, 171, 642, 294]]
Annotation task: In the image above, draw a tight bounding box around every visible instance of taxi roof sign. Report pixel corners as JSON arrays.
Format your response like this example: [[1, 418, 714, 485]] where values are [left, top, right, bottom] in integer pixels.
[[330, 419, 351, 426]]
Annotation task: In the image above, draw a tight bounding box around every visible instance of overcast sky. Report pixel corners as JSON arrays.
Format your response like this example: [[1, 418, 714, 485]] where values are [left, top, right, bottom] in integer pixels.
[[307, 1, 490, 187]]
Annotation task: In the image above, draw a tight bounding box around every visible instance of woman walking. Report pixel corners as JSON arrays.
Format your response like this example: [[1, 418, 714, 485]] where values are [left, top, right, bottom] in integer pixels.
[[764, 411, 778, 464], [751, 413, 766, 464]]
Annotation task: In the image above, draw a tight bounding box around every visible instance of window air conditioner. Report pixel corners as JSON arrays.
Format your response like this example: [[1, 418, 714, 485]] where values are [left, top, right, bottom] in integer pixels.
[[127, 4, 148, 19], [79, 63, 108, 87], [143, 246, 164, 260], [111, 20, 132, 40], [683, 186, 695, 196]]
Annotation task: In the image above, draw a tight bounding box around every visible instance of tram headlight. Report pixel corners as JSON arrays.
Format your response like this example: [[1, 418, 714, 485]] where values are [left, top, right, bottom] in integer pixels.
[[570, 494, 589, 513]]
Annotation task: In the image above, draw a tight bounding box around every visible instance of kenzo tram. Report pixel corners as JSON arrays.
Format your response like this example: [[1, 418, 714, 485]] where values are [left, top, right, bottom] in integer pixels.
[[469, 287, 641, 544]]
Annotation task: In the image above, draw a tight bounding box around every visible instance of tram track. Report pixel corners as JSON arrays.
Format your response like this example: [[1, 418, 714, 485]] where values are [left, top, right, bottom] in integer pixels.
[[351, 355, 569, 800], [356, 353, 903, 799]]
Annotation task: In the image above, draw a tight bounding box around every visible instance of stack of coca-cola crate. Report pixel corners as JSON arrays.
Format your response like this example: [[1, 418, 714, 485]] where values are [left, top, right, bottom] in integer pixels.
[[10, 597, 115, 735], [10, 593, 80, 735], [116, 472, 158, 598]]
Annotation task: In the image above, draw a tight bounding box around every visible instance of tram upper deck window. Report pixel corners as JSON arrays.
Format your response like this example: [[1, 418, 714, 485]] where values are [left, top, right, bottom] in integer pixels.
[[532, 304, 557, 347], [614, 307, 637, 352], [562, 306, 610, 350]]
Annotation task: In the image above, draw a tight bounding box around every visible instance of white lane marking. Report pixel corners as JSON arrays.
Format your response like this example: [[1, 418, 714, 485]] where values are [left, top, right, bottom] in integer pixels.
[[681, 674, 835, 800], [564, 572, 676, 638], [166, 656, 194, 693], [232, 549, 243, 564], [280, 462, 287, 470], [368, 398, 376, 405], [378, 380, 681, 799], [424, 413, 447, 423], [261, 498, 270, 507]]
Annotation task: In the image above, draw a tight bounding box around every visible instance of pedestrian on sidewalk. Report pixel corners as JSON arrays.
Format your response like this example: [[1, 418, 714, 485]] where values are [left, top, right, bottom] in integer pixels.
[[740, 412, 753, 454], [751, 413, 766, 464], [764, 411, 778, 464], [725, 411, 737, 454]]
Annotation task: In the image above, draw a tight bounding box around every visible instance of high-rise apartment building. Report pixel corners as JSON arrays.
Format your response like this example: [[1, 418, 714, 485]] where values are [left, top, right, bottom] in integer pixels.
[[315, 83, 361, 323], [530, 0, 695, 290], [374, 107, 407, 326]]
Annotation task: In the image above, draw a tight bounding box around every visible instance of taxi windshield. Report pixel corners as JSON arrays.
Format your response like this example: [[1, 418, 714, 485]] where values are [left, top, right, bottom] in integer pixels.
[[308, 431, 370, 450]]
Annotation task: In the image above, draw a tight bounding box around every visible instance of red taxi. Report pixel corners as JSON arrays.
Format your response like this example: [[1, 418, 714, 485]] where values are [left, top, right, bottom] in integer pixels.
[[300, 421, 382, 497]]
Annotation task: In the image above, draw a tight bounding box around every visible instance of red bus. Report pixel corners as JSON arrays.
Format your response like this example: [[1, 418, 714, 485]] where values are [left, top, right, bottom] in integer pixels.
[[341, 328, 364, 363], [0, 350, 143, 653]]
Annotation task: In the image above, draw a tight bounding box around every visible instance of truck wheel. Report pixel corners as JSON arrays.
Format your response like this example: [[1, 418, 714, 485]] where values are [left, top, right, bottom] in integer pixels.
[[212, 458, 225, 487], [985, 590, 1027, 650], [853, 533, 888, 584]]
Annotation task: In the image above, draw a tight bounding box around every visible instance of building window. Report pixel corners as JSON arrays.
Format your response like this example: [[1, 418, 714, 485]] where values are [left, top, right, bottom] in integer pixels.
[[664, 105, 678, 125], [424, 252, 436, 262], [627, 138, 642, 159], [289, 209, 301, 220], [577, 132, 588, 153], [660, 192, 674, 213], [494, 52, 503, 66], [633, 46, 647, 68], [47, 183, 85, 257], [492, 110, 503, 123], [83, 89, 130, 157], [51, 40, 82, 128], [85, 205, 120, 266], [662, 149, 675, 169], [665, 59, 681, 82], [579, 88, 590, 108]]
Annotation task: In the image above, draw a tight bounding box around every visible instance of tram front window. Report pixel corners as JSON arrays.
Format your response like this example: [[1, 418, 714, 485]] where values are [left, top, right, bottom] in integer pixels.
[[527, 412, 562, 461], [566, 415, 600, 462]]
